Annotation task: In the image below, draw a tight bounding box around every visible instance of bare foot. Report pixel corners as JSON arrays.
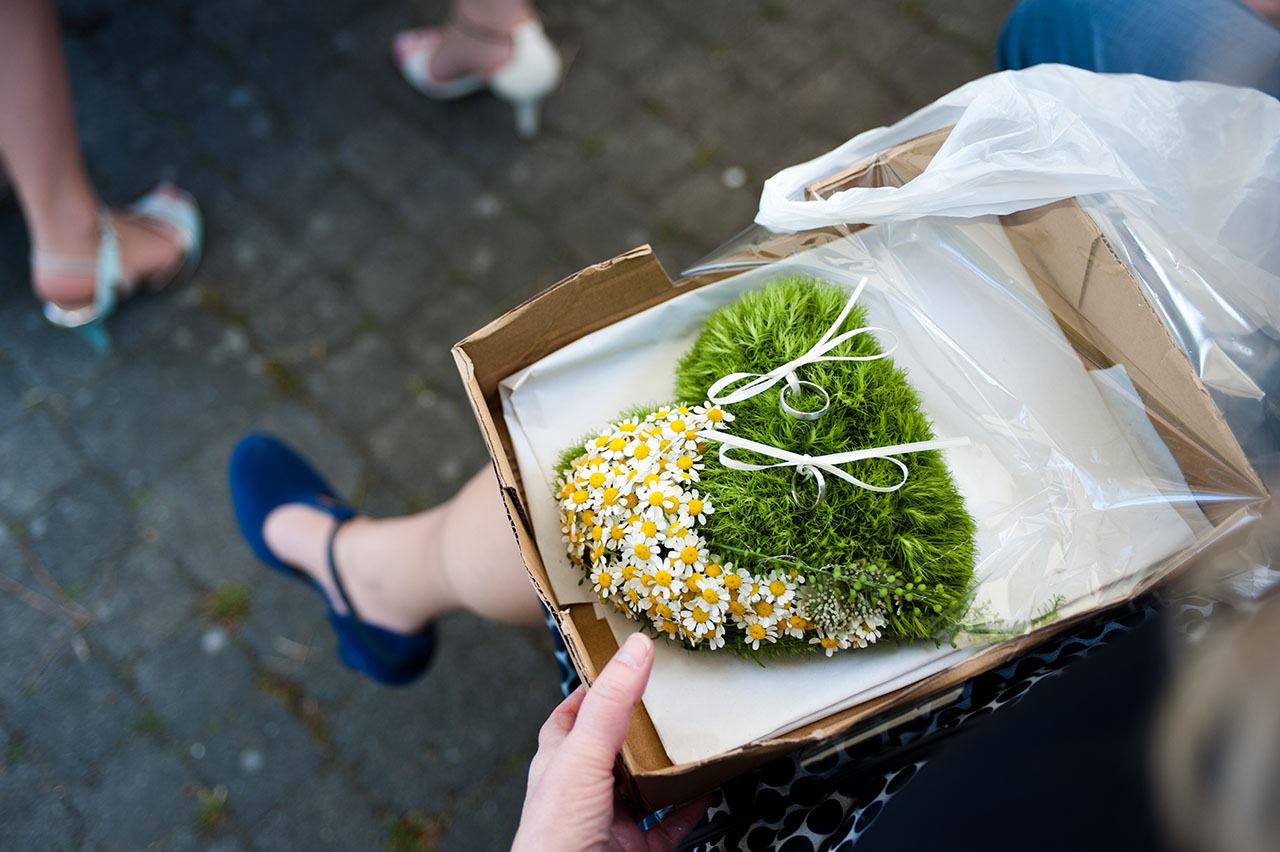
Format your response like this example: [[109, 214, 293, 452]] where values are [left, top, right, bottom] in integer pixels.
[[262, 505, 432, 634]]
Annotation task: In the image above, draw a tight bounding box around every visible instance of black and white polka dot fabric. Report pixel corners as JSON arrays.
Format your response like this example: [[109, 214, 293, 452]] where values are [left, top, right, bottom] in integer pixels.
[[545, 598, 1164, 850]]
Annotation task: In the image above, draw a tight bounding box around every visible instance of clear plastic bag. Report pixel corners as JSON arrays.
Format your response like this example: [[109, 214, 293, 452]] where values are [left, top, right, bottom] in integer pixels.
[[698, 63, 1280, 603], [491, 65, 1275, 767]]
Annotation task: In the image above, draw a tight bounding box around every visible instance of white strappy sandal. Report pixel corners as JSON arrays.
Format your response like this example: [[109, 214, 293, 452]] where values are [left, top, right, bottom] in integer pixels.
[[35, 183, 202, 353], [392, 17, 562, 139]]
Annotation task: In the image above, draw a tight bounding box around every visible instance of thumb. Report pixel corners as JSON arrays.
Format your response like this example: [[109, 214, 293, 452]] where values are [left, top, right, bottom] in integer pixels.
[[561, 633, 654, 767]]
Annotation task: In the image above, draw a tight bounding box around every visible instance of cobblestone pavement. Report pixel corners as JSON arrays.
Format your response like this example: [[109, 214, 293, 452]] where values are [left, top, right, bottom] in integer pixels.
[[0, 0, 1013, 848]]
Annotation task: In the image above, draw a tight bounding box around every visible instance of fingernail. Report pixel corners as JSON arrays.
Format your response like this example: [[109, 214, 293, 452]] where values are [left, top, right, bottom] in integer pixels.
[[615, 632, 652, 667]]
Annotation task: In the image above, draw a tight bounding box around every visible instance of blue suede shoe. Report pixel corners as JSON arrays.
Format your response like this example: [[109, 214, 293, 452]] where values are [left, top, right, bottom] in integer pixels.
[[229, 432, 436, 686]]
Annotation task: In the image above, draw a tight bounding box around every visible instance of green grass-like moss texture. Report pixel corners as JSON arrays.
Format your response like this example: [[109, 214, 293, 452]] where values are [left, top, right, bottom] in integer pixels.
[[674, 275, 977, 643]]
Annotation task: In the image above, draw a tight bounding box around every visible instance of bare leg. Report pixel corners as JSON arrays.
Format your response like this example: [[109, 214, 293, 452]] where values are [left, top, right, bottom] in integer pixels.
[[0, 0, 181, 309], [263, 466, 545, 631], [394, 0, 537, 82]]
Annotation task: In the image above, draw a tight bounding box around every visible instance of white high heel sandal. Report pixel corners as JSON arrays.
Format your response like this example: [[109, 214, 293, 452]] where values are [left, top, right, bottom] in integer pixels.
[[392, 17, 561, 139]]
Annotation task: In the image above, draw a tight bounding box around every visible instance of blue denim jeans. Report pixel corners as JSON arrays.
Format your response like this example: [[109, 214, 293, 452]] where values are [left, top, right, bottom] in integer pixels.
[[997, 0, 1280, 97]]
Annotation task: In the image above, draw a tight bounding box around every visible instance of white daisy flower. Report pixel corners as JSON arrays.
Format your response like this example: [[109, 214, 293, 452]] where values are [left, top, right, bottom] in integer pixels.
[[680, 600, 721, 637], [678, 491, 714, 526], [809, 634, 850, 657], [850, 612, 886, 648], [636, 482, 681, 523], [761, 573, 798, 608], [693, 403, 735, 427], [781, 613, 810, 639], [666, 534, 709, 574], [590, 565, 622, 597], [600, 432, 632, 461], [621, 531, 664, 575], [742, 619, 778, 650], [693, 576, 731, 616], [647, 566, 685, 600]]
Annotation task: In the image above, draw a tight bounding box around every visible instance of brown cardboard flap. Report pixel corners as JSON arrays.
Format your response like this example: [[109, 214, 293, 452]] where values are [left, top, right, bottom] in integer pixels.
[[999, 200, 1266, 510]]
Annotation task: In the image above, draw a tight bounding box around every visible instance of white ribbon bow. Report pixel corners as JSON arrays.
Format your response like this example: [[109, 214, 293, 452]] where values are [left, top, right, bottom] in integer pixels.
[[705, 277, 895, 405], [695, 430, 970, 494]]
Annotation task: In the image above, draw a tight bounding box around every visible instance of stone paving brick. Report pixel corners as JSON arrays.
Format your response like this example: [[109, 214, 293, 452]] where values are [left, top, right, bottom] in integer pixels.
[[0, 762, 81, 851], [87, 541, 199, 662], [542, 62, 643, 141], [336, 111, 448, 204], [306, 331, 410, 431], [366, 393, 489, 499], [6, 650, 140, 780], [70, 737, 200, 850], [402, 285, 498, 389], [0, 529, 76, 690], [331, 614, 561, 813], [63, 351, 264, 482], [25, 478, 136, 601], [253, 768, 385, 850], [244, 271, 363, 366], [188, 693, 327, 824], [0, 410, 83, 520], [597, 110, 701, 201], [131, 621, 258, 747], [137, 437, 260, 589], [350, 230, 440, 323], [438, 769, 530, 852]]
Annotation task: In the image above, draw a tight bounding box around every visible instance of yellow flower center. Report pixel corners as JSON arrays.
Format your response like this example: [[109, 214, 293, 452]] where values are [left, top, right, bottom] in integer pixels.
[[655, 603, 673, 619], [596, 572, 613, 588], [610, 524, 626, 541], [748, 623, 767, 640], [680, 546, 700, 565], [560, 482, 575, 499], [594, 435, 609, 448], [662, 621, 679, 635], [640, 520, 657, 537], [707, 408, 724, 422], [687, 499, 703, 515], [676, 456, 694, 471], [701, 587, 720, 605], [591, 546, 605, 562], [591, 526, 603, 542], [572, 489, 589, 505], [769, 580, 787, 597], [580, 510, 595, 526], [648, 492, 665, 507], [668, 524, 686, 538], [729, 601, 747, 616], [619, 423, 637, 432], [602, 487, 620, 506], [633, 444, 650, 459], [704, 562, 722, 577], [755, 601, 774, 617], [644, 473, 661, 487], [622, 564, 638, 580], [691, 607, 710, 624], [669, 419, 687, 432], [659, 439, 672, 451], [588, 471, 606, 488], [626, 588, 640, 603], [608, 437, 626, 452], [724, 573, 742, 590], [588, 456, 606, 468], [623, 494, 638, 508], [821, 638, 840, 649], [634, 543, 651, 561], [654, 570, 673, 587], [790, 615, 808, 629]]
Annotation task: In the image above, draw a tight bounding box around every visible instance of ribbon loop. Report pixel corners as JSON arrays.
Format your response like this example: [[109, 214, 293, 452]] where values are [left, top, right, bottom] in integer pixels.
[[705, 277, 899, 408], [697, 429, 970, 497]]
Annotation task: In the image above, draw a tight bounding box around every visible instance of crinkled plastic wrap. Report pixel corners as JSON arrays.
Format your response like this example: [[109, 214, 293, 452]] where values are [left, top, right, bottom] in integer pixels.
[[694, 63, 1280, 604], [498, 66, 1275, 765]]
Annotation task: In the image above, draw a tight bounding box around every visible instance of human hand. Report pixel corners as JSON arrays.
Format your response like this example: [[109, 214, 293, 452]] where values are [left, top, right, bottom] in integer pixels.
[[512, 633, 712, 852]]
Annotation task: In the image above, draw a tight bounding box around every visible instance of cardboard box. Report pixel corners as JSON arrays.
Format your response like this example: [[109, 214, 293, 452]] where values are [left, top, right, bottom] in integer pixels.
[[453, 130, 1268, 810]]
